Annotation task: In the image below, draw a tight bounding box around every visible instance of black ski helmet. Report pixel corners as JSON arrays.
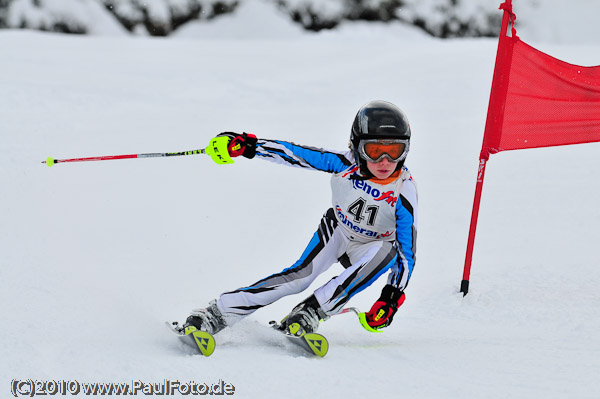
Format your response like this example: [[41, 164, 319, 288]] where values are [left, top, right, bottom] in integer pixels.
[[350, 100, 411, 175]]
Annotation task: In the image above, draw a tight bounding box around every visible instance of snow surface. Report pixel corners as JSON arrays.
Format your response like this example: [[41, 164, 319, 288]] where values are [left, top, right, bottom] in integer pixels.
[[2, 2, 600, 398]]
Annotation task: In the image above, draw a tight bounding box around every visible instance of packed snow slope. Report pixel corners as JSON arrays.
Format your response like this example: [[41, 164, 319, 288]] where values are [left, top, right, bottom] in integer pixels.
[[2, 9, 600, 399]]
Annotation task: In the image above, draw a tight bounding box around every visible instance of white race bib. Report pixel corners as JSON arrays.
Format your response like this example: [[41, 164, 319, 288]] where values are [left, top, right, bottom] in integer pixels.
[[331, 166, 405, 241]]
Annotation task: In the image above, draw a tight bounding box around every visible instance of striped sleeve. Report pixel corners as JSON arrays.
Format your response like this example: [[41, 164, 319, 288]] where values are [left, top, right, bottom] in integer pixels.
[[254, 139, 353, 174], [388, 172, 418, 291]]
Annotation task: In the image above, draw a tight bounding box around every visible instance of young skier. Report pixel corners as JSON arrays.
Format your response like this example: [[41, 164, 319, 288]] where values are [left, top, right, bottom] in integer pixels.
[[182, 100, 417, 337]]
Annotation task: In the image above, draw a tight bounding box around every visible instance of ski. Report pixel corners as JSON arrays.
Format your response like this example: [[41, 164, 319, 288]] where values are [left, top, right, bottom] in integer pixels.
[[166, 321, 216, 357], [269, 321, 329, 357], [166, 320, 328, 357]]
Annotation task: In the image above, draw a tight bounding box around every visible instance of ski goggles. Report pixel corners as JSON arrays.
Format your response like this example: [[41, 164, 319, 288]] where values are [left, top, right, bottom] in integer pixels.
[[358, 139, 409, 163]]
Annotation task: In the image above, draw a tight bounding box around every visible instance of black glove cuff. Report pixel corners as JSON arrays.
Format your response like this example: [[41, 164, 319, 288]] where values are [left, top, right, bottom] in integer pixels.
[[379, 284, 403, 303], [241, 133, 258, 159]]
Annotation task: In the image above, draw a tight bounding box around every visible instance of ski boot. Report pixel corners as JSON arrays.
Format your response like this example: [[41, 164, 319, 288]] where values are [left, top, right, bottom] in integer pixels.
[[183, 299, 228, 335], [279, 295, 329, 337]]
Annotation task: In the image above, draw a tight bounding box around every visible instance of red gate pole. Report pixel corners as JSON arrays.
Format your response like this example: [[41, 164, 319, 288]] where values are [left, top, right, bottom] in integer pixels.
[[461, 0, 515, 295], [461, 157, 488, 295]]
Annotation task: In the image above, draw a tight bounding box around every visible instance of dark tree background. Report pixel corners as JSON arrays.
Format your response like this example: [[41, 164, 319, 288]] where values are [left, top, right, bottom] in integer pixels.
[[0, 0, 501, 38]]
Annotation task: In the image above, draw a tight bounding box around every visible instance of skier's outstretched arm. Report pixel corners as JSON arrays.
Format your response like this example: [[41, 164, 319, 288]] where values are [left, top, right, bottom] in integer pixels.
[[211, 132, 353, 174]]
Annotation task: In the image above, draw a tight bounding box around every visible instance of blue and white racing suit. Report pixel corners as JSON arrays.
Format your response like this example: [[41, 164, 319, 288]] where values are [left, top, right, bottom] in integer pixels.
[[216, 139, 418, 321]]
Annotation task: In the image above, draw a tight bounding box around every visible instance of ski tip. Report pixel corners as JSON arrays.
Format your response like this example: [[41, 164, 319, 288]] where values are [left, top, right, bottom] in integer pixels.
[[167, 322, 216, 357], [190, 330, 216, 357], [304, 333, 328, 357]]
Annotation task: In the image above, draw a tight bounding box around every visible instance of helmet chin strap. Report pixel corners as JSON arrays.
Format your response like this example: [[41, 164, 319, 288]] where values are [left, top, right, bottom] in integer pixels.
[[394, 159, 405, 171], [349, 149, 372, 180]]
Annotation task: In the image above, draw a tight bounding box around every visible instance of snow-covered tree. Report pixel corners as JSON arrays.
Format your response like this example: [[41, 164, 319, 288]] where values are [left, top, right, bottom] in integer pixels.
[[0, 0, 504, 38], [274, 0, 500, 37], [0, 0, 238, 35], [103, 0, 239, 36]]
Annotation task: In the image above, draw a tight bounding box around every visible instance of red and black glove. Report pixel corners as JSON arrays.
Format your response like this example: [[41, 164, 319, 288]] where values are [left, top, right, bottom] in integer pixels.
[[217, 132, 258, 159], [365, 285, 406, 330]]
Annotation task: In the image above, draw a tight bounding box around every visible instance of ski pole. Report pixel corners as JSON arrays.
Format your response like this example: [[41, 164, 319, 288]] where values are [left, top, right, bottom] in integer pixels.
[[42, 136, 234, 167], [337, 307, 382, 333]]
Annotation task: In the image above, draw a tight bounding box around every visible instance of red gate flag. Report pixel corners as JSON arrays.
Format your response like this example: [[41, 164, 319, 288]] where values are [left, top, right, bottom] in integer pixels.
[[461, 0, 600, 295]]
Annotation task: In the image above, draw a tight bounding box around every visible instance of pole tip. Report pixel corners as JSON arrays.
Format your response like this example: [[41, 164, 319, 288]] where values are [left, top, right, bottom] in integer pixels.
[[45, 157, 55, 167], [460, 280, 470, 296]]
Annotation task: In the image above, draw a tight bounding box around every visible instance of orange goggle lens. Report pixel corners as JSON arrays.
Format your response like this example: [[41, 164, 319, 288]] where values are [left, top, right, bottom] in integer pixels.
[[362, 142, 406, 161]]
